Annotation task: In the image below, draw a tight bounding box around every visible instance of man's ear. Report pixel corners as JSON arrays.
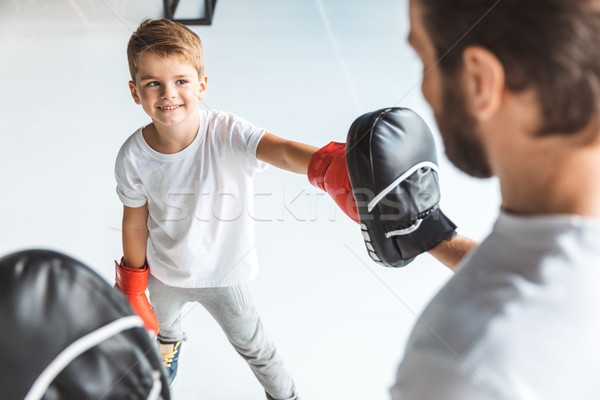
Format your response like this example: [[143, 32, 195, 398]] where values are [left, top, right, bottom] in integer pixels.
[[198, 74, 208, 100], [128, 80, 142, 105], [462, 46, 505, 121]]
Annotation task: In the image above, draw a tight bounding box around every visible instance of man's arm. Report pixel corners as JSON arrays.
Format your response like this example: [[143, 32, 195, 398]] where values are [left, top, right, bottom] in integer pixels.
[[122, 204, 149, 268], [256, 132, 318, 174], [429, 235, 478, 271]]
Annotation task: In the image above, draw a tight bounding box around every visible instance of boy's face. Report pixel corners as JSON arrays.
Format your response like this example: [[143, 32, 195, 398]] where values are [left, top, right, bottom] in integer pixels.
[[129, 52, 207, 129]]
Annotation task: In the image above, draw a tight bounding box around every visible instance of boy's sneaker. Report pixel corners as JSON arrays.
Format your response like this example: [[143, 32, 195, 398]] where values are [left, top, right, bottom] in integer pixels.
[[158, 339, 182, 388]]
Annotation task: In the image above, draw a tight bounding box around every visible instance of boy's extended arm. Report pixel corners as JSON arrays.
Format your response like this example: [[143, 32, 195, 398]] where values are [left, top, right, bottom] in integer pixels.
[[122, 205, 149, 268], [256, 132, 318, 174], [256, 133, 477, 269]]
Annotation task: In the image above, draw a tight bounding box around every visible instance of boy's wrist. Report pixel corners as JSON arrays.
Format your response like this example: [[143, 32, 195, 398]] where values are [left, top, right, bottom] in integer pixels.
[[120, 256, 147, 270]]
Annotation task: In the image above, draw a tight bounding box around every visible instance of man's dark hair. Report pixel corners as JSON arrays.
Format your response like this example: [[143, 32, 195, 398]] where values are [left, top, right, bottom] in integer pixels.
[[420, 0, 600, 135]]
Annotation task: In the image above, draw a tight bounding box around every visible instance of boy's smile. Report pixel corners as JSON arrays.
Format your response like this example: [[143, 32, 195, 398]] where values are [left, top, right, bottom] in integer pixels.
[[129, 52, 207, 134]]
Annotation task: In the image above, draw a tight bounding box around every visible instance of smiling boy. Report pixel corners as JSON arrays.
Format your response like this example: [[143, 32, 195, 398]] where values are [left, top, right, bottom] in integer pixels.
[[115, 19, 319, 399]]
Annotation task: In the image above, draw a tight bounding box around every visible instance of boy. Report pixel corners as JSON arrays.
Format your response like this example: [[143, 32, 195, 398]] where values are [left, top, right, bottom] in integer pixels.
[[114, 18, 319, 400], [113, 18, 472, 399]]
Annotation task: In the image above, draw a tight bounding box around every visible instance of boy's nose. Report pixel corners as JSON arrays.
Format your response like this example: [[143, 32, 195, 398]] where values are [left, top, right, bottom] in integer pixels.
[[161, 83, 177, 99]]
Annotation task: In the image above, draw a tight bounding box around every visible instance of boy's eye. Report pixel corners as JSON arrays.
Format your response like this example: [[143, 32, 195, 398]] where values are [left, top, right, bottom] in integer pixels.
[[176, 79, 188, 85], [146, 81, 159, 87]]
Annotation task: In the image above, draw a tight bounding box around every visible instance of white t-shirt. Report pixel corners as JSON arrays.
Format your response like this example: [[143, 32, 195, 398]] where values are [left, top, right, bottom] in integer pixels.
[[391, 212, 600, 400], [115, 109, 267, 288]]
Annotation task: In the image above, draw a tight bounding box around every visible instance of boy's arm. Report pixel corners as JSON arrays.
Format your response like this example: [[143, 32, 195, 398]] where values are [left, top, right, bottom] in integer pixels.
[[256, 132, 318, 174], [256, 133, 359, 221], [256, 133, 476, 269], [122, 205, 149, 268], [116, 204, 159, 336]]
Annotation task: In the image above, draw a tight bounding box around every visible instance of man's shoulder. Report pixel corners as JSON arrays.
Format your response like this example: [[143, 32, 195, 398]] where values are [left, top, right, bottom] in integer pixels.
[[407, 238, 600, 370], [399, 266, 526, 400], [397, 224, 600, 399], [407, 264, 503, 356]]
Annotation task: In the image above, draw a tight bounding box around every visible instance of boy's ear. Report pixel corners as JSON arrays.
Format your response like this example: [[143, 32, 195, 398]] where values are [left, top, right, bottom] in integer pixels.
[[128, 80, 142, 105], [198, 75, 208, 100]]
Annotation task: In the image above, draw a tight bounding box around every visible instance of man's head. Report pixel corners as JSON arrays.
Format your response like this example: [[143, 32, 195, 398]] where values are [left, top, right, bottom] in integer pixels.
[[127, 18, 204, 85], [408, 0, 600, 178]]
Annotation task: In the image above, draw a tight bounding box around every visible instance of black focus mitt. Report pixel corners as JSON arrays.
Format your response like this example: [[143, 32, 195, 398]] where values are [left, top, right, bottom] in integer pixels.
[[346, 107, 456, 267]]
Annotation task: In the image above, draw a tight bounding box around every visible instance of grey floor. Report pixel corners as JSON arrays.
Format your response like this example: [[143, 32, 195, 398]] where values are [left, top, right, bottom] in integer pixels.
[[1, 0, 500, 398]]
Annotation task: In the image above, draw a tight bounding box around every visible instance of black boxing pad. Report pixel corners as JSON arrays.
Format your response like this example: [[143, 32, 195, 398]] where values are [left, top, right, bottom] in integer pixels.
[[0, 249, 170, 400], [346, 108, 456, 267]]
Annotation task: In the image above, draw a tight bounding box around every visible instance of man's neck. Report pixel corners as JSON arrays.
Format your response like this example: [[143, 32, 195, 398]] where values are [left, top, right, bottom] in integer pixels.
[[495, 126, 600, 217]]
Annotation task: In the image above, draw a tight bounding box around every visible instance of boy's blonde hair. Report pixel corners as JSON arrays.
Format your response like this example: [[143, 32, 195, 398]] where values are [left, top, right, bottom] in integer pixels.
[[127, 18, 204, 83]]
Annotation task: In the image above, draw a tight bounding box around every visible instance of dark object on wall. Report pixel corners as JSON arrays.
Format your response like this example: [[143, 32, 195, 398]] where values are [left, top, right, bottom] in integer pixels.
[[164, 0, 218, 25]]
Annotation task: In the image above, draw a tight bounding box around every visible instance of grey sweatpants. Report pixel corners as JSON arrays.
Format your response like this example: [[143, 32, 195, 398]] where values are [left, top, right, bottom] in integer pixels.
[[147, 274, 298, 400]]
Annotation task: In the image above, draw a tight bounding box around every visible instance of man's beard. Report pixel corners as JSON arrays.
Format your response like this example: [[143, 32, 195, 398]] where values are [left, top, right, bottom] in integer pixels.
[[434, 73, 493, 178]]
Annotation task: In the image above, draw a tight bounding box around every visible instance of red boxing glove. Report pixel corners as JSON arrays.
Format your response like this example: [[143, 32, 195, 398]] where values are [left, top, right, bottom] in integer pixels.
[[307, 142, 359, 223], [114, 258, 159, 337]]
